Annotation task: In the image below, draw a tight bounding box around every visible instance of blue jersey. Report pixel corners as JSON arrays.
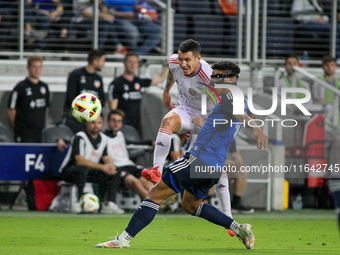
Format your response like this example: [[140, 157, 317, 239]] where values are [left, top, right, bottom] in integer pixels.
[[190, 92, 251, 168]]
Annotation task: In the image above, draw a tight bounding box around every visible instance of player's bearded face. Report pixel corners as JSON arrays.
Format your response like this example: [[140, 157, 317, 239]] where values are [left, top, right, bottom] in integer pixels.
[[87, 116, 103, 135], [95, 56, 106, 72], [178, 50, 201, 76]]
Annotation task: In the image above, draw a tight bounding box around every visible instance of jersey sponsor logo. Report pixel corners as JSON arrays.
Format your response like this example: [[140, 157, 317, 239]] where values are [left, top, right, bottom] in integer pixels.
[[40, 86, 46, 95], [123, 91, 142, 100], [29, 98, 47, 109], [26, 87, 33, 96], [134, 82, 141, 91], [80, 76, 86, 84], [94, 80, 101, 88]]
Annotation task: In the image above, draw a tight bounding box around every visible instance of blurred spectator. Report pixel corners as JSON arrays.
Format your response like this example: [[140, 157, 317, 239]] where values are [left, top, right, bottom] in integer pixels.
[[104, 109, 153, 197], [26, 0, 64, 49], [0, 1, 47, 49], [291, 0, 340, 57], [313, 56, 340, 124], [104, 0, 162, 55], [7, 55, 50, 143], [72, 0, 126, 52], [108, 52, 168, 135], [278, 55, 312, 104], [62, 49, 106, 134], [59, 115, 124, 214]]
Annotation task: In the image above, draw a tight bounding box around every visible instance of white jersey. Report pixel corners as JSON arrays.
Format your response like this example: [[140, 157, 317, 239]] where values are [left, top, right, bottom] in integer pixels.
[[106, 131, 135, 167], [169, 54, 214, 113], [59, 131, 108, 172]]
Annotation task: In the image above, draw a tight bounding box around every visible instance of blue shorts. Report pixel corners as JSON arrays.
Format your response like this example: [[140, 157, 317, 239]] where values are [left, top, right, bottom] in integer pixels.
[[162, 152, 220, 198]]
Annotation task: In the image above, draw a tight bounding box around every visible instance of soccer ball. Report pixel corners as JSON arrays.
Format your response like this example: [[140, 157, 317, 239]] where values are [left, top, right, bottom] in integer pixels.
[[79, 193, 100, 213], [71, 93, 102, 123]]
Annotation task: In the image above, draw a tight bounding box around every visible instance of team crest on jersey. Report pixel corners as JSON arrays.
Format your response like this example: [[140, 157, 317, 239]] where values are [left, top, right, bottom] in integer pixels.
[[94, 80, 101, 88], [40, 86, 46, 95], [80, 76, 86, 84], [25, 87, 32, 96], [188, 88, 197, 96], [124, 84, 129, 91], [134, 82, 141, 91]]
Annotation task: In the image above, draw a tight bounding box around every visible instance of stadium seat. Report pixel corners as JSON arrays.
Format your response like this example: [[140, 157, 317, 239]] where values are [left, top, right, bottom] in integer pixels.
[[211, 0, 224, 15], [177, 0, 211, 14], [41, 124, 74, 144], [266, 17, 294, 57], [120, 125, 148, 163], [173, 14, 188, 52], [192, 15, 225, 55], [224, 16, 238, 57], [0, 123, 14, 142], [265, 0, 281, 17]]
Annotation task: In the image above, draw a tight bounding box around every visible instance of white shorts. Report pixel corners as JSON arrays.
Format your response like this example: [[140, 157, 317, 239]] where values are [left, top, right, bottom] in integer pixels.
[[170, 105, 208, 136]]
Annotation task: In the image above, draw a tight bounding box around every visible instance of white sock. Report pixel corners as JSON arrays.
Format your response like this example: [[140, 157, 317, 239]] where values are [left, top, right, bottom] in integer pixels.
[[119, 230, 133, 242], [229, 221, 241, 235], [153, 128, 172, 173], [215, 174, 232, 217]]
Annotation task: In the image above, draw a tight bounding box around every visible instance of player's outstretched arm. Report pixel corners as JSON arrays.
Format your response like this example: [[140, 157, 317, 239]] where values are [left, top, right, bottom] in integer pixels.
[[163, 71, 175, 110], [234, 113, 268, 150]]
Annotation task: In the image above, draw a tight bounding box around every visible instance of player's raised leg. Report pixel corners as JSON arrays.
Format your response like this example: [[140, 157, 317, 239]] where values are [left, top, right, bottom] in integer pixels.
[[95, 179, 176, 248], [181, 190, 255, 249], [142, 111, 182, 184]]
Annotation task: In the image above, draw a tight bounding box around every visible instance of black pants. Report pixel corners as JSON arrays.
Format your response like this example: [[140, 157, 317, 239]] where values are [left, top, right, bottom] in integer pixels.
[[61, 165, 120, 201], [15, 128, 42, 143]]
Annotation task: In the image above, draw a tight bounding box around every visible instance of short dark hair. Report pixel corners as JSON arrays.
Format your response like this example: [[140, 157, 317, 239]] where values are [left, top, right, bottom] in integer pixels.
[[178, 39, 201, 57], [285, 55, 299, 65], [124, 51, 139, 61], [87, 49, 106, 64], [211, 61, 240, 77], [107, 109, 125, 120], [322, 55, 336, 65]]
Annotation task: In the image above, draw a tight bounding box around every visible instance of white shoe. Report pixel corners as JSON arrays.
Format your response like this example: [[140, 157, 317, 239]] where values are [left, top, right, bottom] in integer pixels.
[[74, 202, 82, 213], [95, 236, 130, 248], [101, 202, 125, 214], [237, 224, 255, 249]]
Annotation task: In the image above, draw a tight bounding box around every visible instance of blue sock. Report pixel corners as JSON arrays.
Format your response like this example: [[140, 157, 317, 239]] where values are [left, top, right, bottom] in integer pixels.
[[193, 202, 239, 232], [124, 199, 160, 238]]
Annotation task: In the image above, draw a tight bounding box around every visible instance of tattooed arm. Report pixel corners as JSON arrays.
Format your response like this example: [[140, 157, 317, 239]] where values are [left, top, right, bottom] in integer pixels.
[[163, 71, 175, 109]]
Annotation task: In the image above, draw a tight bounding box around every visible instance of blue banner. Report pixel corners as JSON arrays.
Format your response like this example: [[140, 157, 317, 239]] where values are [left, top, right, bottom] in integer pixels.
[[0, 144, 68, 181]]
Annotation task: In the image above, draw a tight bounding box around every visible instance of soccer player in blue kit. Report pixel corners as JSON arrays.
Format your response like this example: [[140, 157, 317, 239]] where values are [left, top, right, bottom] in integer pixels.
[[95, 61, 268, 250]]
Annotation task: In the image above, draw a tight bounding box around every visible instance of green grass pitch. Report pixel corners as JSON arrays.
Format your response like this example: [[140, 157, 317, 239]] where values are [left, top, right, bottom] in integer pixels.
[[0, 209, 339, 255]]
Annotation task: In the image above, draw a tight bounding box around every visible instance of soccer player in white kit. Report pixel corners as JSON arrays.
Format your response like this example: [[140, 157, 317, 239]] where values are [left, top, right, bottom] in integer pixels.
[[142, 39, 214, 182], [142, 41, 233, 230]]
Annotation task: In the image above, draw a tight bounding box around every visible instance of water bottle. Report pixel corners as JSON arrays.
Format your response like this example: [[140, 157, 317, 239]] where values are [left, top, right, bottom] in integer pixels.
[[292, 193, 303, 210], [302, 51, 309, 67]]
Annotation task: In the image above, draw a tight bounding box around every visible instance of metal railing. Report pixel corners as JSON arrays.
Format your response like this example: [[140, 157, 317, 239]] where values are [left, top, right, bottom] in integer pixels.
[[292, 66, 340, 129]]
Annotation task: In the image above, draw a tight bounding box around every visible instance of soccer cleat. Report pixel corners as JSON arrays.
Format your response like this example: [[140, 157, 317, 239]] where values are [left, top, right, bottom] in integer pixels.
[[237, 224, 255, 249], [226, 228, 236, 237], [101, 202, 125, 214], [95, 237, 130, 248], [142, 166, 162, 184]]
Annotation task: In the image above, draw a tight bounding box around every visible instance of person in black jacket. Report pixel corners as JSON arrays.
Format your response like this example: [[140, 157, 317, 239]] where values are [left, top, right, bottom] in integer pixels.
[[7, 55, 50, 143], [62, 49, 106, 134]]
